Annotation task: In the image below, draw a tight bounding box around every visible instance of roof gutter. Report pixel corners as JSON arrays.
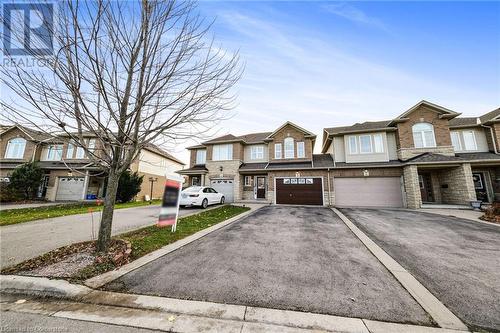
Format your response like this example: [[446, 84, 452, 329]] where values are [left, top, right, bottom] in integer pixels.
[[481, 124, 498, 154]]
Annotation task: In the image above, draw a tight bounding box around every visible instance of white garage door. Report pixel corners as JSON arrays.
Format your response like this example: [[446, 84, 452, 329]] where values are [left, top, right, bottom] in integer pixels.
[[210, 179, 234, 203], [56, 177, 85, 201], [334, 177, 403, 208]]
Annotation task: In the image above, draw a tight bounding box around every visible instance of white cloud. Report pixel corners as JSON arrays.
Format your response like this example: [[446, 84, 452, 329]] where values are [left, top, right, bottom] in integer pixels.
[[323, 3, 389, 32]]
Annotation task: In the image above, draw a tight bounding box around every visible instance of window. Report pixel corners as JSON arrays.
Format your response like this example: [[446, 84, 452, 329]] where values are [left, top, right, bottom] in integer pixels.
[[212, 144, 232, 161], [45, 145, 63, 161], [88, 139, 96, 153], [196, 149, 206, 164], [450, 131, 462, 151], [463, 130, 477, 151], [359, 135, 372, 153], [250, 146, 264, 160], [191, 177, 200, 186], [66, 143, 75, 158], [297, 142, 305, 158], [348, 136, 357, 154], [412, 123, 436, 148], [284, 137, 294, 158], [75, 145, 85, 158], [373, 134, 384, 153], [4, 138, 26, 159], [274, 143, 282, 159], [244, 176, 252, 186]]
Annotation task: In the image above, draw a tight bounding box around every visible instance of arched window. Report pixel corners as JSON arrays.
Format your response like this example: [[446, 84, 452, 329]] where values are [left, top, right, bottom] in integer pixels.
[[284, 137, 294, 158], [4, 138, 26, 159], [412, 123, 436, 148]]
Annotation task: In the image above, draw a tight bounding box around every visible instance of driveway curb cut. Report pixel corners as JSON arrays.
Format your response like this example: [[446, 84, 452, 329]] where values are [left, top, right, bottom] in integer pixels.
[[84, 204, 265, 288], [332, 208, 469, 332], [0, 275, 92, 299]]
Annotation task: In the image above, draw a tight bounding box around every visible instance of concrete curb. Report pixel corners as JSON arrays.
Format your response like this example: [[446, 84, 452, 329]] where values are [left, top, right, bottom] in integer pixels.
[[332, 208, 469, 332], [0, 275, 92, 299], [84, 204, 264, 288], [1, 287, 473, 333]]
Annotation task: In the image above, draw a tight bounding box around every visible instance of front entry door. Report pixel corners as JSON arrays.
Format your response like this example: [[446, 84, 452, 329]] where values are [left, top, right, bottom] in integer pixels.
[[472, 172, 488, 202], [419, 174, 434, 203], [256, 177, 266, 199]]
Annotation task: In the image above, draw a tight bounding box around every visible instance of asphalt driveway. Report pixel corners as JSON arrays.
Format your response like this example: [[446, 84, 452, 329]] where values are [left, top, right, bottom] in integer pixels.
[[340, 208, 500, 332], [106, 206, 431, 325]]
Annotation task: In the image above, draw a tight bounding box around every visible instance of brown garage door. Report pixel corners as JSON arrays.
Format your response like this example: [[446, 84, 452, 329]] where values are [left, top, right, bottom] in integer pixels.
[[334, 177, 403, 207], [276, 177, 323, 205]]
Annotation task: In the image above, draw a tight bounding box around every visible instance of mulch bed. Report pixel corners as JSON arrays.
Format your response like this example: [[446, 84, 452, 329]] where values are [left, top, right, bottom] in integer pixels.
[[1, 239, 132, 283]]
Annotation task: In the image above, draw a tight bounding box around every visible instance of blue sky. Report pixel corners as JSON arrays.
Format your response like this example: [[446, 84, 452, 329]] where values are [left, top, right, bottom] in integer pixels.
[[173, 1, 500, 159]]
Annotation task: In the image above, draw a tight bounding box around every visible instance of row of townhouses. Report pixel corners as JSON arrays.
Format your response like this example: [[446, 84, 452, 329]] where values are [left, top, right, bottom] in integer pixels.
[[0, 125, 185, 201], [179, 100, 500, 209]]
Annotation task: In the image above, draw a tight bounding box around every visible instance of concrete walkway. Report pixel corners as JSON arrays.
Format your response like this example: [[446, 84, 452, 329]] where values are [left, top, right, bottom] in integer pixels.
[[419, 208, 497, 225], [0, 205, 206, 268]]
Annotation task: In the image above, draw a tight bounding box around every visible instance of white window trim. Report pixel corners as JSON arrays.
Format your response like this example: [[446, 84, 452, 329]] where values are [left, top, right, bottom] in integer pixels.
[[348, 136, 358, 154], [250, 146, 264, 160], [274, 143, 282, 159], [244, 176, 252, 186], [462, 130, 477, 151], [212, 144, 233, 161], [359, 135, 373, 154], [450, 131, 462, 151], [45, 145, 63, 161], [196, 149, 206, 164], [297, 142, 305, 158], [66, 143, 75, 159], [4, 138, 26, 159], [373, 133, 384, 153], [284, 137, 294, 159], [412, 123, 436, 148]]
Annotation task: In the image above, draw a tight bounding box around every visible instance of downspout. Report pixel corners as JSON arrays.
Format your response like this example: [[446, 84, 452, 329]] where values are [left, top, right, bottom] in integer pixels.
[[327, 168, 332, 206], [482, 125, 498, 154]]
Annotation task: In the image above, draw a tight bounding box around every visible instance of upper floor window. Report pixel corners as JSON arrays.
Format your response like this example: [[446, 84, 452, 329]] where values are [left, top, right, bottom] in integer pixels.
[[250, 146, 264, 160], [274, 143, 282, 159], [451, 130, 477, 151], [348, 136, 357, 154], [412, 123, 436, 148], [88, 139, 96, 153], [359, 135, 372, 154], [297, 142, 305, 158], [284, 137, 294, 158], [373, 134, 384, 153], [213, 144, 232, 161], [45, 145, 63, 161], [4, 138, 26, 159], [196, 149, 206, 164], [66, 143, 75, 158]]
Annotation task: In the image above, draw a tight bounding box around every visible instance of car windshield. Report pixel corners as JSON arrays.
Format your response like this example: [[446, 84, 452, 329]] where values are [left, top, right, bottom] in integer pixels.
[[183, 186, 202, 193]]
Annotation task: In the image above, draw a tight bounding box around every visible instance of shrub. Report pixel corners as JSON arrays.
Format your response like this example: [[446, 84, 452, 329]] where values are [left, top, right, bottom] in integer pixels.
[[8, 162, 44, 200], [116, 171, 143, 202], [0, 182, 24, 202], [482, 202, 500, 223]]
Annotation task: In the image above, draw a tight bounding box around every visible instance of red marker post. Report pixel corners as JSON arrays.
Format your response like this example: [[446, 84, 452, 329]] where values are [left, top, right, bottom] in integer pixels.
[[157, 174, 184, 232]]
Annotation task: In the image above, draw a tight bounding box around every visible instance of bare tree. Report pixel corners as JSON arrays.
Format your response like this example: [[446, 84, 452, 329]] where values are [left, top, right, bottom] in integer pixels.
[[0, 0, 241, 251]]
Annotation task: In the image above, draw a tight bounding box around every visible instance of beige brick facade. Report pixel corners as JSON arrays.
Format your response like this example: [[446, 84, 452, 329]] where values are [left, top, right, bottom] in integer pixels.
[[437, 164, 476, 204], [403, 165, 421, 209], [268, 124, 314, 163]]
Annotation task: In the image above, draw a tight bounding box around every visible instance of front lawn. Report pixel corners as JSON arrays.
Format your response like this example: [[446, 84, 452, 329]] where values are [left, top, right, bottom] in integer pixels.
[[0, 200, 161, 226], [120, 204, 250, 260], [1, 205, 250, 283]]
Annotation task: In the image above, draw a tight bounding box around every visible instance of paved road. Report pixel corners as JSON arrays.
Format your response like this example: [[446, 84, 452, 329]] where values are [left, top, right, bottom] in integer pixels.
[[0, 201, 75, 210], [1, 311, 158, 333], [0, 205, 204, 268], [106, 206, 431, 325], [341, 208, 500, 332]]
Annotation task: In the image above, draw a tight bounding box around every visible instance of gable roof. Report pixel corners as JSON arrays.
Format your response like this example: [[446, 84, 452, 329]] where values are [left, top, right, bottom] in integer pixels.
[[143, 143, 185, 165], [479, 108, 500, 124], [237, 132, 272, 144], [388, 100, 460, 126], [448, 117, 480, 128], [0, 124, 52, 141], [265, 121, 316, 140]]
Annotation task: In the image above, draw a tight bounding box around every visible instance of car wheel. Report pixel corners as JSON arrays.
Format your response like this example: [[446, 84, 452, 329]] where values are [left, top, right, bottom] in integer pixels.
[[220, 196, 225, 204], [201, 198, 208, 209]]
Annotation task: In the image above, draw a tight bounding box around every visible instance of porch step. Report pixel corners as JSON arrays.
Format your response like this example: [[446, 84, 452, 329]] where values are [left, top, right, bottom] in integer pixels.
[[421, 204, 472, 210]]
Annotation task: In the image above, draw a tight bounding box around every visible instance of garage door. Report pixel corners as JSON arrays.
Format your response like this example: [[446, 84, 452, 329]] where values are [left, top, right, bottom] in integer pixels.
[[210, 179, 234, 203], [334, 177, 403, 208], [56, 177, 85, 201], [276, 177, 323, 205]]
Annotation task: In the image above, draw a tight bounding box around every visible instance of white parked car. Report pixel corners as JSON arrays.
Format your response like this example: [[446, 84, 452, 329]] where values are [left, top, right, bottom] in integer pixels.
[[179, 186, 225, 208]]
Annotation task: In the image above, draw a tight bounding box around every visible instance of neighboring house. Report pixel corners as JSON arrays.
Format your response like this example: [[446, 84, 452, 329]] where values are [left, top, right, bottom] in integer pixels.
[[179, 101, 499, 208], [322, 100, 500, 208], [0, 125, 185, 201]]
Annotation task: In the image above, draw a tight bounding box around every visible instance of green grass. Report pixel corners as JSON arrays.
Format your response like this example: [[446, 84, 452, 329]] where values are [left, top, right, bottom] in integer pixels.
[[0, 200, 161, 226], [120, 205, 250, 260]]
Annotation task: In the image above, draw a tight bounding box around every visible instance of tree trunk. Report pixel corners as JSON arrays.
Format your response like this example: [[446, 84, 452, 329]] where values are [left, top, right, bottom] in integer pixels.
[[96, 169, 120, 252]]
